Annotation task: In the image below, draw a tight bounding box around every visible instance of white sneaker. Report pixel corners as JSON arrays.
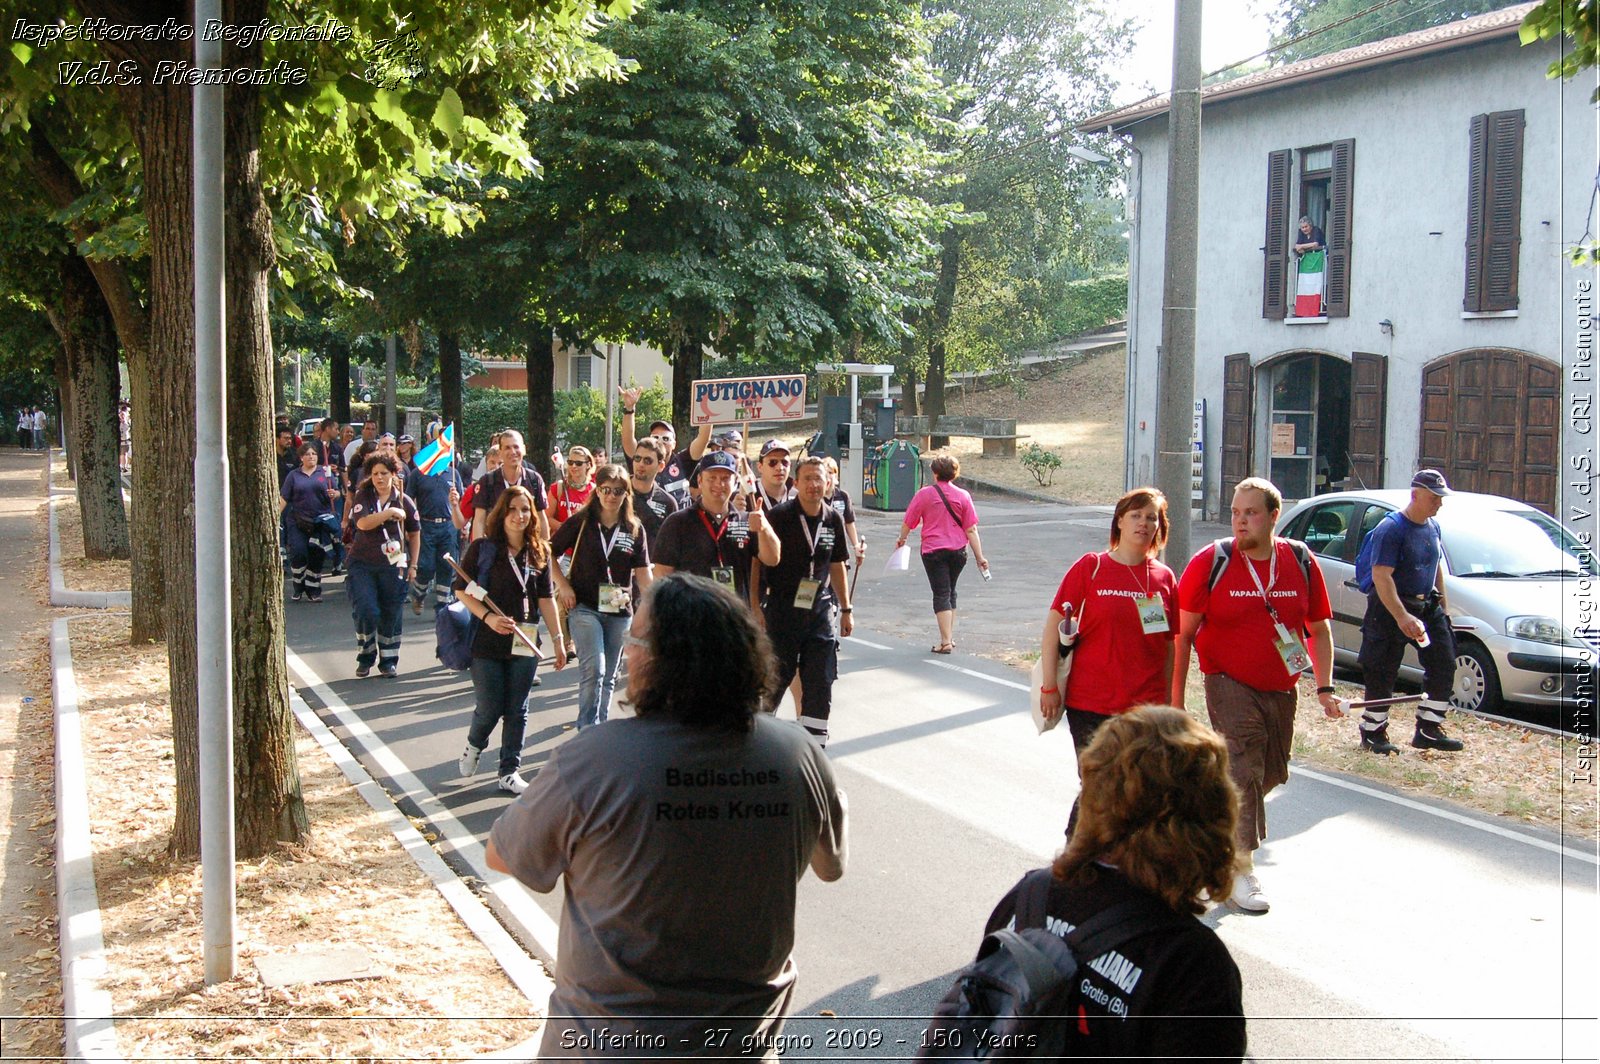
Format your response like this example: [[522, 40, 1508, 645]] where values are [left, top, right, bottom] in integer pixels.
[[457, 744, 482, 778], [498, 773, 528, 795], [1230, 872, 1269, 913]]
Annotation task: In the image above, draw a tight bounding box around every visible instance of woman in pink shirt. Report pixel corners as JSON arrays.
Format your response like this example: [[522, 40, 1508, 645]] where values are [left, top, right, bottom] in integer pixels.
[[896, 455, 989, 654]]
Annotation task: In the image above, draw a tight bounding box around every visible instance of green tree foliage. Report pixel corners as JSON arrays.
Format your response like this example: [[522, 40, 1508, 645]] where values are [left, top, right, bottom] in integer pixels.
[[1264, 0, 1512, 64], [1521, 0, 1600, 262], [893, 0, 1131, 427], [1048, 274, 1128, 340]]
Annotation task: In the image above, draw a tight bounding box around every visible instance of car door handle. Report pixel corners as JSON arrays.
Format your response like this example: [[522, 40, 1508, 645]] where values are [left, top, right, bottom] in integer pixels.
[[1343, 580, 1360, 590]]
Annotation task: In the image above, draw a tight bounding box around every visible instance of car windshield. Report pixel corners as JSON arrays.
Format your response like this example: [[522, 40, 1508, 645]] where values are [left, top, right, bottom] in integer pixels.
[[1443, 508, 1594, 578]]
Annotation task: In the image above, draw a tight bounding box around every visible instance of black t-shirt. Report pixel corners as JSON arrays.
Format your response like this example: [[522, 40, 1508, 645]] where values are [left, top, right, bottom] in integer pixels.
[[761, 500, 848, 625], [548, 515, 650, 614], [653, 504, 758, 598], [310, 437, 345, 488], [826, 487, 856, 526], [347, 486, 420, 567], [275, 448, 298, 487], [631, 483, 679, 542], [983, 865, 1245, 1063], [656, 447, 695, 508], [473, 466, 549, 520], [455, 537, 554, 659]]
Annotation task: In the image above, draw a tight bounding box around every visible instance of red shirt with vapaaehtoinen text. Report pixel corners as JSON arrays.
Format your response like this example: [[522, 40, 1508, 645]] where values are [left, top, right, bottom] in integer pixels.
[[1176, 539, 1331, 693], [1049, 551, 1177, 716]]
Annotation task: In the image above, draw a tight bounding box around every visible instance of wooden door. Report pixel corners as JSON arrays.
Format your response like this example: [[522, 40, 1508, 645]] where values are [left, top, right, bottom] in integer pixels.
[[1221, 352, 1254, 500], [1348, 351, 1386, 489], [1418, 349, 1558, 513]]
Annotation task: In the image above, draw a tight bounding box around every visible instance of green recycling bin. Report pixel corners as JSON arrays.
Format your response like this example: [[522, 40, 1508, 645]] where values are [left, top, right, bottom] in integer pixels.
[[863, 439, 922, 511]]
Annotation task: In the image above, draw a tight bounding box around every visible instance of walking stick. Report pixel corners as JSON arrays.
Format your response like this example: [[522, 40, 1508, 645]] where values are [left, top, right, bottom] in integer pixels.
[[441, 552, 542, 657], [849, 534, 866, 600], [1335, 693, 1425, 715]]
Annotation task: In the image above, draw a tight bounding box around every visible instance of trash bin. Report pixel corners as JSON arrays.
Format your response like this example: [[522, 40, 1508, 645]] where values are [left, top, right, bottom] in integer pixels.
[[863, 439, 922, 511]]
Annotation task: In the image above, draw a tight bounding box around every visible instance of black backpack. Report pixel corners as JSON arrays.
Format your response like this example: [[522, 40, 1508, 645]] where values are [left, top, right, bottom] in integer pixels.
[[916, 870, 1185, 1061]]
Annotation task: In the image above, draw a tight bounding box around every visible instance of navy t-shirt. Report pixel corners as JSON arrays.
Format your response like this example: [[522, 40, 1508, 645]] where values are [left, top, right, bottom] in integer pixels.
[[1368, 512, 1443, 597], [347, 486, 420, 566], [280, 468, 336, 522], [408, 460, 467, 521]]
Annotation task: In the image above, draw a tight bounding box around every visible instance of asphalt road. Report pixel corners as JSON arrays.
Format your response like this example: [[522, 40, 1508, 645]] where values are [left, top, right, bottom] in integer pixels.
[[285, 496, 1598, 1062]]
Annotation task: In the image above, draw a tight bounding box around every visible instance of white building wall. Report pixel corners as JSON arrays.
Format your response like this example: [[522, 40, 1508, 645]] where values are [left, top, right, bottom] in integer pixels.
[[1123, 33, 1595, 518]]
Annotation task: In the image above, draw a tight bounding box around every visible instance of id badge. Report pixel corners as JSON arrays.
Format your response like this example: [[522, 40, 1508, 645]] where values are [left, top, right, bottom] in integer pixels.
[[711, 566, 736, 589], [1273, 622, 1311, 676], [598, 583, 626, 614], [1134, 595, 1169, 634], [793, 578, 821, 610], [382, 539, 406, 567], [511, 627, 537, 657]]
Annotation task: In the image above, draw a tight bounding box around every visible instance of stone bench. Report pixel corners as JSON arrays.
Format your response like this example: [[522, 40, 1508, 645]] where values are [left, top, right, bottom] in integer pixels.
[[896, 415, 1027, 457]]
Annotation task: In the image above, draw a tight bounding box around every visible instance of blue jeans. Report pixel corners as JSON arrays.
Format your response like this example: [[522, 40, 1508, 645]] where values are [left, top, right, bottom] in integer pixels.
[[412, 520, 462, 606], [568, 605, 631, 728], [468, 655, 540, 776], [347, 559, 406, 669]]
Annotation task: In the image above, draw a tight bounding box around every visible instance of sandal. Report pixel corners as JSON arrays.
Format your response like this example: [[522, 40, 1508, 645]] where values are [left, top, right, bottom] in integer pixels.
[[931, 643, 954, 655]]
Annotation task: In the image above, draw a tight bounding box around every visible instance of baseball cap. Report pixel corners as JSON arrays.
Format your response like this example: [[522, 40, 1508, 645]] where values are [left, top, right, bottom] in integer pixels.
[[398, 434, 415, 444], [648, 419, 674, 434], [758, 439, 791, 460], [713, 429, 744, 448], [379, 431, 396, 442], [694, 450, 738, 477], [1411, 469, 1452, 496]]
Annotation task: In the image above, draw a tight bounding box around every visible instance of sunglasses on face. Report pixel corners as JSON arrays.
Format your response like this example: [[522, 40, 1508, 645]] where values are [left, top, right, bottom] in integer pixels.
[[598, 486, 627, 498], [764, 458, 790, 468]]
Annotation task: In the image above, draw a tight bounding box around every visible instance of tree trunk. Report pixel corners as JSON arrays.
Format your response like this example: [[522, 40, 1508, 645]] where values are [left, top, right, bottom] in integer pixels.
[[57, 254, 130, 559], [330, 336, 351, 422], [670, 338, 705, 437], [26, 117, 163, 634], [923, 231, 963, 448], [899, 323, 921, 417], [53, 346, 74, 479], [438, 331, 463, 431], [525, 323, 556, 484], [222, 6, 306, 855]]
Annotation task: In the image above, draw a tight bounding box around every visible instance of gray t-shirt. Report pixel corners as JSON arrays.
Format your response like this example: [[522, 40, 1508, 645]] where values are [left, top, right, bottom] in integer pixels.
[[490, 714, 848, 1060]]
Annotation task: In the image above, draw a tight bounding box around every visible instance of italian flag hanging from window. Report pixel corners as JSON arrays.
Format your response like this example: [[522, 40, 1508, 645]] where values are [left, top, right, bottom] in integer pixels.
[[1295, 249, 1325, 316]]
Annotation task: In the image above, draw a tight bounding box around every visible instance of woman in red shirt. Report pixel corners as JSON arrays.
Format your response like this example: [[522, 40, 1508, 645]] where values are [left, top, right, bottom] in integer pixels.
[[1038, 487, 1177, 757]]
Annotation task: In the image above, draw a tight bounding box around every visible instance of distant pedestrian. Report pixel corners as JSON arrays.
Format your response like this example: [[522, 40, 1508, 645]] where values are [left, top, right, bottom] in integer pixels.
[[1354, 469, 1464, 753], [278, 443, 339, 603], [1171, 477, 1342, 913], [31, 407, 46, 450], [454, 485, 566, 794], [486, 573, 847, 1060], [896, 455, 989, 654], [406, 425, 469, 615], [820, 457, 863, 564], [345, 454, 420, 678], [16, 408, 30, 449]]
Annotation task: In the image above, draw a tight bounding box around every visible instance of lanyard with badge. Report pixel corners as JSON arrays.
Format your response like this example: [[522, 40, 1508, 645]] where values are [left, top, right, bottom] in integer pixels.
[[698, 508, 736, 589], [596, 523, 631, 613], [793, 511, 827, 609], [1125, 558, 1169, 635], [1242, 542, 1312, 677], [507, 548, 539, 656], [377, 490, 406, 567]]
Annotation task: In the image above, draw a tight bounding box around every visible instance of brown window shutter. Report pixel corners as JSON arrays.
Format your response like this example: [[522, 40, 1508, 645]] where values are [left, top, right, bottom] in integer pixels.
[[1325, 139, 1354, 317], [1221, 352, 1254, 496], [1262, 150, 1291, 319], [1348, 352, 1387, 489], [1483, 110, 1524, 311], [1463, 114, 1490, 311]]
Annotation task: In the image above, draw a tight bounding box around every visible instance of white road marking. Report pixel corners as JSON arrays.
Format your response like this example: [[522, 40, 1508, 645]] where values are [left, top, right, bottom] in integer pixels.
[[923, 658, 1030, 690], [844, 636, 893, 650], [285, 650, 562, 962]]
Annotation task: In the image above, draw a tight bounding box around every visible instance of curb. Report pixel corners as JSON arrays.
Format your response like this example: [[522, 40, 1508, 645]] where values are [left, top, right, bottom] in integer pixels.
[[954, 473, 1091, 507], [51, 616, 127, 1064], [47, 495, 132, 609]]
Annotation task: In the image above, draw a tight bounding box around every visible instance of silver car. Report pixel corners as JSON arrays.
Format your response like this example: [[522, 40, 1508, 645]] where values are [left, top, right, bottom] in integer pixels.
[[1277, 489, 1594, 715]]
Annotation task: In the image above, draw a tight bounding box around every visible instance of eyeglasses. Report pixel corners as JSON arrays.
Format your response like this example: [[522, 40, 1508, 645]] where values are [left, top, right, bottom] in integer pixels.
[[764, 459, 790, 468], [598, 486, 627, 498], [568, 459, 590, 467]]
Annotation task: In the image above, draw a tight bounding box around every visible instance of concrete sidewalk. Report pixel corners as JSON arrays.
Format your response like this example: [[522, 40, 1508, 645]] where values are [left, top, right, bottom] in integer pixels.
[[0, 449, 64, 1057]]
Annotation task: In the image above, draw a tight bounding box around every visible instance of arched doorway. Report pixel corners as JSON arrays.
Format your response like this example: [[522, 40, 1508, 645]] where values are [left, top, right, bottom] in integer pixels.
[[1256, 352, 1351, 501], [1418, 349, 1558, 513]]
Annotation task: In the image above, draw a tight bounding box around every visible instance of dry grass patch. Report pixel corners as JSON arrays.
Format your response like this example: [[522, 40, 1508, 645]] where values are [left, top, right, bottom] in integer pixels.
[[938, 346, 1127, 506], [52, 494, 132, 594], [67, 616, 543, 1063]]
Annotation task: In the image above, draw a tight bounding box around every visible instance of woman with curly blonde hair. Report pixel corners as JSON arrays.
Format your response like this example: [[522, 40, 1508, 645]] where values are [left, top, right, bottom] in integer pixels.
[[970, 707, 1246, 1060]]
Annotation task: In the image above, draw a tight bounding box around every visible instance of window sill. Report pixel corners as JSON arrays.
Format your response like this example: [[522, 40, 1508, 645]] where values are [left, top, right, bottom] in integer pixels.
[[1461, 309, 1518, 319], [1284, 316, 1328, 325]]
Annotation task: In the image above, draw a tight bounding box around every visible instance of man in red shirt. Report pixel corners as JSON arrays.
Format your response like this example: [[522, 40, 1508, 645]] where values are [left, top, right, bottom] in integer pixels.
[[1172, 477, 1343, 914]]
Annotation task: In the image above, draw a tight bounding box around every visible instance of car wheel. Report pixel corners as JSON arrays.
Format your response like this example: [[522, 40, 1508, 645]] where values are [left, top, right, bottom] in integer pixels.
[[1451, 638, 1502, 716]]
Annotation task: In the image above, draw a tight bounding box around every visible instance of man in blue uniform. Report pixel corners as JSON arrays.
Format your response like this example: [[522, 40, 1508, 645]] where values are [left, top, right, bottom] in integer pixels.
[[408, 421, 470, 614], [1357, 469, 1464, 753]]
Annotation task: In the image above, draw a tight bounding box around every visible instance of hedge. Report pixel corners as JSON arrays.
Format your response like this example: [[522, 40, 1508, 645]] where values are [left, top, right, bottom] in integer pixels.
[[1049, 274, 1127, 341]]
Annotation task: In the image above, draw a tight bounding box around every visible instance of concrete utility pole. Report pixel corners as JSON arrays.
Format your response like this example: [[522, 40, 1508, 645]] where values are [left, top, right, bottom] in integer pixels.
[[385, 334, 399, 433], [1156, 0, 1202, 567], [192, 0, 237, 985]]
